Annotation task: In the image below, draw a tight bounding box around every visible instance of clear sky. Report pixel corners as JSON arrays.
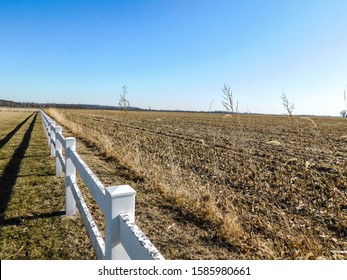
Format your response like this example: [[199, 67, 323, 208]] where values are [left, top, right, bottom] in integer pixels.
[[1, 0, 347, 115]]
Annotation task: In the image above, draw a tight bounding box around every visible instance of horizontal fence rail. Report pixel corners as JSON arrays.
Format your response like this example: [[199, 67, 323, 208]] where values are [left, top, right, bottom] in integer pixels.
[[40, 110, 164, 260]]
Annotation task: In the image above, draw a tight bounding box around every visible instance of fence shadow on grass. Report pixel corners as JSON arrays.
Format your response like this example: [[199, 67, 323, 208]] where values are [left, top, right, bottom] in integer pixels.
[[0, 210, 65, 227], [0, 113, 34, 149], [0, 113, 37, 221]]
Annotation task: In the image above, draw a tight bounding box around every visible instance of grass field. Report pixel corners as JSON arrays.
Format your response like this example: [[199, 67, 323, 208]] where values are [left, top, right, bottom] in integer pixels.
[[44, 108, 347, 260], [0, 111, 95, 259]]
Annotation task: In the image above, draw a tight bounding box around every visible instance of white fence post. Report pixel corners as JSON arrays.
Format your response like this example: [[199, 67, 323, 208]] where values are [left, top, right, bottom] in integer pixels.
[[104, 185, 136, 260], [65, 137, 77, 215], [50, 121, 56, 157], [55, 126, 63, 176], [47, 120, 52, 146], [41, 114, 48, 140]]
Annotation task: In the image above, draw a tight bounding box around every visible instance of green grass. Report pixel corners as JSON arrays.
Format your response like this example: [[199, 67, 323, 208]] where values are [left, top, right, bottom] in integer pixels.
[[0, 111, 95, 259]]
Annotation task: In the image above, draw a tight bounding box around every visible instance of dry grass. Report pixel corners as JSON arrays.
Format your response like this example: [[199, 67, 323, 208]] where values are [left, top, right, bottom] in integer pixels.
[[44, 108, 347, 260], [301, 117, 318, 128], [265, 140, 282, 146]]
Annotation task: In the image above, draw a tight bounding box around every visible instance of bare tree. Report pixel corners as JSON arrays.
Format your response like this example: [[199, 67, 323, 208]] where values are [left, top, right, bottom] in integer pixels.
[[222, 84, 234, 113], [281, 92, 294, 117], [119, 85, 130, 112]]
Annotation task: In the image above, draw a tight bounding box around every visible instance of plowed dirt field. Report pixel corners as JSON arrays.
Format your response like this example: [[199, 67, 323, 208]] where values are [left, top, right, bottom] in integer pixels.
[[47, 109, 347, 259]]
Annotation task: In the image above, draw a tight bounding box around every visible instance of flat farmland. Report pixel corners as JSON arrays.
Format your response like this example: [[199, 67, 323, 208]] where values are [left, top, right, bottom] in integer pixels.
[[47, 108, 347, 259]]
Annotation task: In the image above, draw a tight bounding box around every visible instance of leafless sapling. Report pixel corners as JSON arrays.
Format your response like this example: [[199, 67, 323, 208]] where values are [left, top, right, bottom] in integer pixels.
[[119, 85, 130, 112], [281, 92, 294, 117], [222, 84, 235, 113]]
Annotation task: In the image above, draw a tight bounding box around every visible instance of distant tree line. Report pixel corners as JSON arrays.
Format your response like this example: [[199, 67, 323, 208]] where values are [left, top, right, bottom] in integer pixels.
[[0, 99, 143, 111]]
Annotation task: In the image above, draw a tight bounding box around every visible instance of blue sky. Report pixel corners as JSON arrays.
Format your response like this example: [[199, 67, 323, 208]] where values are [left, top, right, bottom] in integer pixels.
[[1, 0, 347, 115]]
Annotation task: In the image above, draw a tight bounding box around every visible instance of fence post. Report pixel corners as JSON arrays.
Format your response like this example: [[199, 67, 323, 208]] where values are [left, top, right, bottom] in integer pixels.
[[55, 126, 63, 176], [47, 120, 52, 146], [44, 117, 48, 140], [65, 137, 77, 215], [41, 112, 46, 139], [104, 185, 136, 260], [50, 121, 56, 157]]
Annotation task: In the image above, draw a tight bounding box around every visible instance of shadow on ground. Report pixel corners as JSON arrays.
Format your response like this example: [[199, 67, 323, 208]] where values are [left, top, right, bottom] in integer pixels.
[[0, 113, 37, 221], [0, 210, 65, 226], [0, 113, 34, 149]]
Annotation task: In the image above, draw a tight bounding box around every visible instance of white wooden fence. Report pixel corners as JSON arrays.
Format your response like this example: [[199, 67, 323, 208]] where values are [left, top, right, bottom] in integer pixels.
[[0, 107, 37, 112], [39, 110, 164, 260]]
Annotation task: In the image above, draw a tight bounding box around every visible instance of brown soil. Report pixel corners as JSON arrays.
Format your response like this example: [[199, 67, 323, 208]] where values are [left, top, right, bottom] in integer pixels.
[[45, 109, 347, 260]]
